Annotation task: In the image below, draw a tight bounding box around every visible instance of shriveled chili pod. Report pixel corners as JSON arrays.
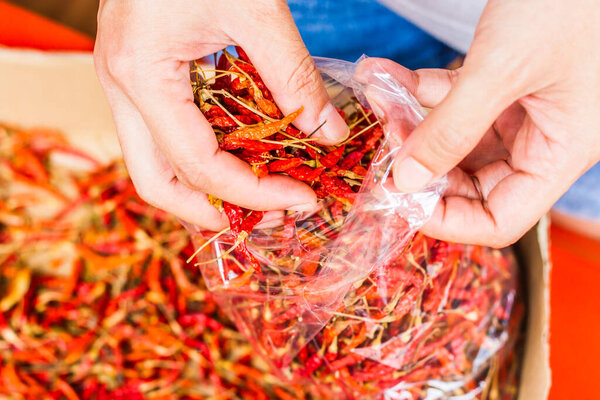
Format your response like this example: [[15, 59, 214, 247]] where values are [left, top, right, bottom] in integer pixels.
[[267, 158, 305, 172], [225, 107, 303, 142], [287, 165, 325, 183]]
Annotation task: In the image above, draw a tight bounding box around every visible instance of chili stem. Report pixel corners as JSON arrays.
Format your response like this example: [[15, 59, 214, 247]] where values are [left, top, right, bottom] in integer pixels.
[[340, 120, 380, 145], [278, 131, 323, 154], [194, 231, 249, 266], [201, 89, 247, 128], [209, 89, 276, 122], [186, 226, 231, 263]]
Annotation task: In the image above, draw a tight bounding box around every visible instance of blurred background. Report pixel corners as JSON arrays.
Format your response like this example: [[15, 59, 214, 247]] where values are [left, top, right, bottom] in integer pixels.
[[5, 0, 98, 37]]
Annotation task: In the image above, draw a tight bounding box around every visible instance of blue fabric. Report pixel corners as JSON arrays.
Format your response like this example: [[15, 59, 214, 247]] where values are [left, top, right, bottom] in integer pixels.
[[554, 163, 600, 220], [288, 0, 459, 70]]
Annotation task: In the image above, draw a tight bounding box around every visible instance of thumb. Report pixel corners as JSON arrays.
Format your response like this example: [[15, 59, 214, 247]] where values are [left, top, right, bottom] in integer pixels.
[[236, 8, 349, 145], [393, 71, 515, 193]]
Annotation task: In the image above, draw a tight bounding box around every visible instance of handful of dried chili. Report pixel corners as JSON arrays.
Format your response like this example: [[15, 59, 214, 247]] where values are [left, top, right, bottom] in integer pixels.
[[189, 50, 446, 363], [187, 51, 524, 399]]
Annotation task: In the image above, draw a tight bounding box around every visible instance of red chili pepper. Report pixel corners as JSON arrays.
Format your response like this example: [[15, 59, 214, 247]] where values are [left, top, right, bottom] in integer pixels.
[[339, 150, 365, 170], [222, 203, 261, 271], [287, 165, 325, 182], [223, 202, 243, 234], [107, 384, 144, 400], [208, 114, 258, 128], [268, 304, 303, 326], [327, 353, 362, 371], [225, 107, 303, 142], [230, 61, 274, 101], [220, 138, 283, 152], [320, 174, 353, 196], [241, 210, 264, 234], [361, 126, 383, 152], [303, 353, 323, 375], [179, 313, 223, 332], [213, 53, 231, 90], [267, 158, 304, 172], [319, 145, 345, 168], [184, 337, 212, 362], [351, 164, 368, 177], [273, 387, 297, 400], [256, 97, 281, 118], [235, 46, 251, 63], [284, 125, 302, 138], [314, 215, 338, 240], [205, 104, 227, 118], [251, 163, 268, 178]]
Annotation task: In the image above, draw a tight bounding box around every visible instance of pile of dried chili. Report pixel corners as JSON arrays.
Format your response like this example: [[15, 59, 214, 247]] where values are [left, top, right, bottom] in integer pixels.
[[189, 50, 525, 399], [0, 125, 305, 399]]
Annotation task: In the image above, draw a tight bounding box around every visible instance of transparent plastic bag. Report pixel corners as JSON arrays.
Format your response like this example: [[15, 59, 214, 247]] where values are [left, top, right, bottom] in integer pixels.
[[187, 55, 445, 363], [186, 55, 523, 399]]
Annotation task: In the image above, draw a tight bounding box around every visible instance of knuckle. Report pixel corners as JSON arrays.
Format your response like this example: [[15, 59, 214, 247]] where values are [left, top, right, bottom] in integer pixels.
[[173, 161, 211, 192], [252, 0, 289, 20], [285, 53, 322, 97], [105, 51, 133, 82], [445, 68, 460, 85], [425, 123, 466, 162], [490, 225, 519, 249], [92, 50, 108, 82], [132, 179, 160, 208]]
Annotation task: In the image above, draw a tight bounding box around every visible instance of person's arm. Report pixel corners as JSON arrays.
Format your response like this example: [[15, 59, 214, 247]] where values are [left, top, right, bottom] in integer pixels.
[[359, 0, 600, 247], [94, 0, 349, 230]]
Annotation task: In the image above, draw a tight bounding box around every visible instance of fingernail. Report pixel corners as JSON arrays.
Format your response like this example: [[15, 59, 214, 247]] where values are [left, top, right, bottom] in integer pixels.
[[318, 103, 349, 143], [368, 98, 384, 119], [394, 157, 433, 193], [364, 87, 388, 122]]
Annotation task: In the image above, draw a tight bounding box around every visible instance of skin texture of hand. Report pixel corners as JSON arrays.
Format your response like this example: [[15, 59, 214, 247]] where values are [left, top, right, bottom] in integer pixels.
[[94, 0, 349, 230], [357, 0, 600, 247]]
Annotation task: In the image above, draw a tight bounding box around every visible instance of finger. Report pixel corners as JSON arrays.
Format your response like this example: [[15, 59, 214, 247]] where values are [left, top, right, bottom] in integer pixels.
[[110, 58, 317, 212], [422, 125, 578, 248], [99, 77, 229, 231], [422, 171, 555, 247], [356, 57, 519, 193], [236, 6, 349, 145], [441, 168, 482, 200], [357, 59, 513, 174], [391, 65, 519, 193], [355, 58, 458, 109], [255, 211, 285, 229]]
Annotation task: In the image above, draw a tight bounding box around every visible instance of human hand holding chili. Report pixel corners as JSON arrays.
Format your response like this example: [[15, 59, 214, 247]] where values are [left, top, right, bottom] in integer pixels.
[[94, 0, 349, 230], [357, 0, 600, 247]]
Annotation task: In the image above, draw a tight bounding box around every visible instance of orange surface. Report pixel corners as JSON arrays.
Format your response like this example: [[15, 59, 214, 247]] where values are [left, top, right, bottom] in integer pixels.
[[0, 1, 93, 51], [2, 2, 600, 398], [549, 225, 600, 400]]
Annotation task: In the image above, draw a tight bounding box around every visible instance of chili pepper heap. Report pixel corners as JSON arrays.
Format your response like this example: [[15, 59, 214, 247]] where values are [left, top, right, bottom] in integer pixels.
[[0, 125, 309, 399], [190, 48, 525, 399]]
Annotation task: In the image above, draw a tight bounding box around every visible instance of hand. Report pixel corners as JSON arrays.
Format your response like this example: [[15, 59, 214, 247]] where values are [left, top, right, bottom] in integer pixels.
[[358, 0, 600, 247], [94, 0, 348, 230]]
